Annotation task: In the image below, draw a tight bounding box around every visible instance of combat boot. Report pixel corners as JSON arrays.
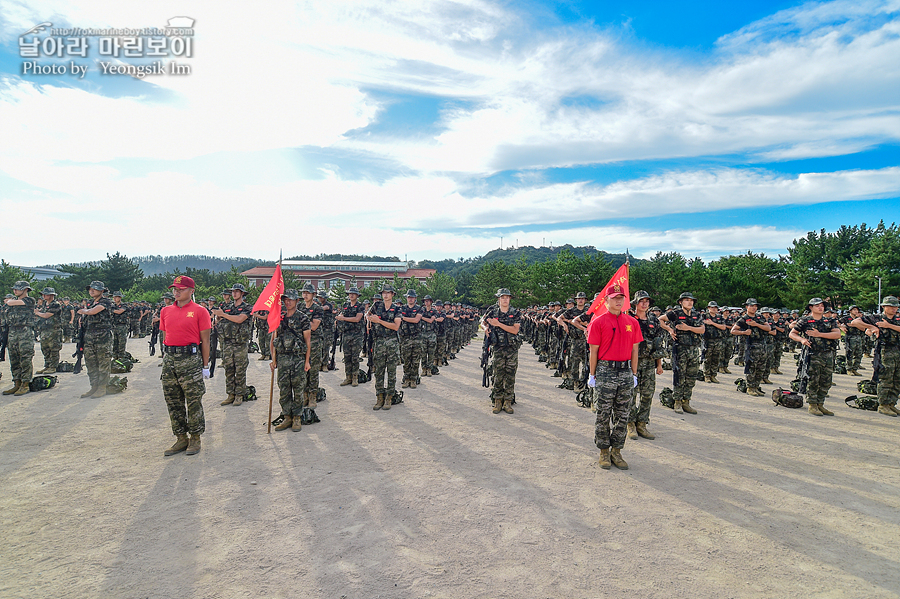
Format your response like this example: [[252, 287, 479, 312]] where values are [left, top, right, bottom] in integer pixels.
[[747, 387, 763, 397], [808, 403, 823, 416], [221, 394, 235, 406], [599, 448, 611, 469], [185, 434, 201, 455], [14, 384, 29, 396], [674, 400, 683, 414], [233, 391, 243, 406], [682, 400, 697, 414], [708, 374, 719, 384], [849, 369, 860, 376], [492, 400, 502, 414], [721, 366, 731, 374], [292, 416, 303, 431], [351, 375, 358, 387], [89, 387, 106, 398], [382, 392, 392, 410], [818, 404, 834, 416], [80, 386, 97, 398], [877, 405, 897, 417], [627, 422, 638, 440], [3, 382, 21, 395], [274, 415, 293, 431], [502, 400, 514, 414], [889, 404, 900, 415], [401, 379, 410, 389], [610, 448, 628, 470], [636, 422, 655, 440], [164, 434, 189, 456], [373, 394, 385, 410], [307, 391, 317, 410], [409, 379, 417, 389], [340, 375, 352, 386], [772, 367, 782, 375], [704, 375, 712, 383], [762, 377, 773, 385]]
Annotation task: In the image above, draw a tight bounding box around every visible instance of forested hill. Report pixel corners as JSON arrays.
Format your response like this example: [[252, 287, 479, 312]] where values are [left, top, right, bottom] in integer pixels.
[[416, 245, 639, 277], [133, 255, 270, 275]]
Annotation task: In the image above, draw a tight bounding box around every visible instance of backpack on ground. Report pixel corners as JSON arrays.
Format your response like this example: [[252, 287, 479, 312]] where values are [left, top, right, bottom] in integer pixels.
[[111, 358, 133, 373], [659, 387, 674, 409], [734, 378, 748, 394], [107, 376, 128, 394], [857, 380, 877, 395], [772, 388, 803, 408], [845, 395, 878, 411], [29, 375, 58, 392], [299, 406, 320, 424], [56, 362, 75, 373]]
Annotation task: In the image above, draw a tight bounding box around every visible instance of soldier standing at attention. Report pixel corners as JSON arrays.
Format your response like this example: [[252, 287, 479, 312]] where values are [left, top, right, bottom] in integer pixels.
[[433, 300, 447, 369], [271, 289, 312, 431], [661, 292, 705, 414], [586, 284, 643, 470], [731, 298, 771, 397], [420, 295, 438, 378], [160, 276, 211, 456], [3, 281, 36, 396], [215, 284, 253, 407], [367, 285, 402, 410], [300, 284, 325, 409], [76, 281, 114, 398], [317, 290, 335, 372], [336, 287, 365, 387], [563, 292, 589, 391], [841, 305, 866, 376], [110, 291, 130, 359], [482, 288, 522, 415], [789, 298, 841, 416], [254, 308, 272, 360], [399, 290, 424, 389], [853, 296, 900, 416], [702, 301, 727, 383], [627, 291, 667, 440], [33, 287, 63, 374], [61, 296, 76, 343]]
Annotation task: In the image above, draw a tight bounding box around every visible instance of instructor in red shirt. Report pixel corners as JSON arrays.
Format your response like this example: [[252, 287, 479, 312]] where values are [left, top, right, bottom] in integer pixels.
[[159, 276, 212, 457], [587, 283, 643, 470]]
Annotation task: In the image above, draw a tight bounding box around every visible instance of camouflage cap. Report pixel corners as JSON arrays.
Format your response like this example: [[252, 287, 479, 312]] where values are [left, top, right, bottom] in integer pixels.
[[222, 288, 232, 295], [373, 293, 383, 300], [4, 293, 14, 299], [565, 297, 575, 304], [423, 295, 433, 301], [86, 281, 106, 292], [347, 287, 360, 295], [881, 296, 899, 307], [231, 283, 247, 294], [707, 300, 718, 308], [317, 290, 328, 298], [807, 297, 825, 307], [406, 289, 417, 298], [12, 280, 32, 291], [678, 292, 696, 302], [744, 297, 760, 306], [63, 297, 70, 301], [633, 290, 651, 302], [848, 304, 859, 311], [575, 291, 587, 299], [281, 289, 300, 301], [207, 296, 216, 301], [435, 300, 444, 306], [650, 305, 661, 312], [495, 288, 512, 297], [301, 283, 316, 294], [41, 287, 58, 296], [381, 284, 395, 293], [163, 292, 175, 300], [112, 290, 123, 297]]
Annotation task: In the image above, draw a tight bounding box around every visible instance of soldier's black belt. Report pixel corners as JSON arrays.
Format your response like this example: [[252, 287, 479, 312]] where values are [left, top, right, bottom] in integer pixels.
[[164, 344, 199, 355], [599, 359, 631, 370]]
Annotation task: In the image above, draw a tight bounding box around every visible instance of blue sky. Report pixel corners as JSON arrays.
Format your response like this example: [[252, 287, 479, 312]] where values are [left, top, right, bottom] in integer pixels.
[[0, 0, 897, 266]]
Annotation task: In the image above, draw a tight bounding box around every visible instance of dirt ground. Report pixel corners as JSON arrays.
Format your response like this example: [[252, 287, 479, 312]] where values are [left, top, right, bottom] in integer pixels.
[[1, 335, 899, 599]]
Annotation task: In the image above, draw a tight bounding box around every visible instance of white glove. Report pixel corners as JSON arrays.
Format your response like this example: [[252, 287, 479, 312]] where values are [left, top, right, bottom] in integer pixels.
[[202, 368, 210, 379], [587, 374, 596, 388], [633, 375, 638, 388]]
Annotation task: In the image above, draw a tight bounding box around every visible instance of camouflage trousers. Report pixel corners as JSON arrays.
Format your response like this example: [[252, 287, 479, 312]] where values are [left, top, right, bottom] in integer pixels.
[[436, 334, 447, 362], [673, 345, 700, 402], [421, 331, 437, 371], [259, 328, 271, 358], [321, 328, 334, 366], [703, 339, 727, 377], [373, 335, 400, 395], [723, 337, 737, 369], [342, 333, 363, 380], [744, 343, 767, 389], [400, 335, 422, 383], [40, 327, 63, 370], [8, 326, 35, 383], [222, 342, 249, 397], [629, 358, 657, 424], [305, 336, 322, 393], [568, 334, 587, 385], [161, 352, 206, 436], [736, 339, 746, 362], [806, 350, 834, 404], [877, 346, 900, 407], [84, 329, 112, 391], [845, 335, 864, 371], [593, 364, 633, 450], [277, 352, 310, 417], [112, 325, 129, 358], [763, 342, 775, 373], [773, 344, 784, 369], [492, 345, 519, 405]]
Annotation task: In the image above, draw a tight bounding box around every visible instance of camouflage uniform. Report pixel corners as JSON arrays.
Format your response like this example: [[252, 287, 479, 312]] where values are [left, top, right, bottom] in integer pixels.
[[665, 299, 704, 407], [371, 299, 401, 399], [318, 292, 335, 369], [594, 364, 634, 450], [162, 350, 206, 436], [702, 306, 727, 380], [256, 310, 272, 359], [274, 308, 311, 418], [793, 311, 838, 408], [420, 298, 438, 374], [630, 311, 663, 425], [83, 287, 114, 394], [338, 295, 366, 383], [5, 285, 35, 388], [37, 292, 63, 372], [732, 302, 769, 393], [563, 299, 588, 388], [399, 294, 424, 386], [484, 301, 522, 411], [300, 291, 325, 397], [434, 302, 447, 365], [110, 295, 130, 359], [871, 306, 900, 410], [219, 298, 253, 401], [841, 312, 865, 373]]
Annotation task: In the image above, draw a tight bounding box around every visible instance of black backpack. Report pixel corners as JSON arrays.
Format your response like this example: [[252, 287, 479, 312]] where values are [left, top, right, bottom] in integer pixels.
[[845, 395, 878, 411], [56, 362, 75, 373], [29, 375, 58, 391], [111, 358, 133, 373], [244, 385, 258, 401], [659, 387, 674, 409], [772, 388, 803, 408], [299, 406, 320, 425], [857, 380, 877, 395], [734, 378, 748, 394]]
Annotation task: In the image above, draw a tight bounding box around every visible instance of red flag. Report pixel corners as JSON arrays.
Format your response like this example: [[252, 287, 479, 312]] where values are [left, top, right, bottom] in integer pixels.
[[252, 263, 285, 333], [587, 263, 630, 317]]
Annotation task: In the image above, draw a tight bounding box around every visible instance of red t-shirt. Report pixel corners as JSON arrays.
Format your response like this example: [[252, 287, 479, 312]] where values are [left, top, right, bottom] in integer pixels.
[[160, 300, 211, 346], [587, 311, 644, 361]]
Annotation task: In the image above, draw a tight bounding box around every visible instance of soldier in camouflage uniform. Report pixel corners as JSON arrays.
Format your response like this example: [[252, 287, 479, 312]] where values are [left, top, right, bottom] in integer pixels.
[[77, 281, 114, 398], [434, 300, 447, 368], [483, 289, 522, 415], [587, 284, 643, 470], [790, 298, 841, 416], [367, 285, 402, 410], [399, 290, 424, 389], [317, 290, 335, 372], [300, 284, 325, 408], [336, 287, 366, 387], [853, 296, 900, 416], [730, 298, 771, 397], [840, 305, 866, 376], [33, 287, 64, 374], [627, 291, 668, 440], [770, 309, 788, 374], [214, 284, 253, 406], [160, 275, 211, 456], [2, 281, 36, 396], [661, 292, 705, 414], [109, 291, 130, 359], [254, 309, 272, 360], [271, 289, 312, 431], [420, 295, 438, 377], [702, 301, 728, 383], [562, 292, 589, 391], [61, 296, 76, 342]]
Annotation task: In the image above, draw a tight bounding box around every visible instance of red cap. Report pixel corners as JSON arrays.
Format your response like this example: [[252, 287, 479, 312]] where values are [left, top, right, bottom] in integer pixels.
[[605, 283, 625, 298], [169, 275, 196, 289]]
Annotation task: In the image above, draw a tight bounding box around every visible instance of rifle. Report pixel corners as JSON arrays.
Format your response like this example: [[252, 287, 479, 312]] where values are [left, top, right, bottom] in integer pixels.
[[329, 328, 340, 371], [671, 335, 681, 387], [209, 325, 218, 378], [796, 345, 811, 394], [481, 328, 493, 388], [871, 334, 883, 385], [72, 323, 86, 375], [149, 322, 159, 356], [0, 322, 8, 362]]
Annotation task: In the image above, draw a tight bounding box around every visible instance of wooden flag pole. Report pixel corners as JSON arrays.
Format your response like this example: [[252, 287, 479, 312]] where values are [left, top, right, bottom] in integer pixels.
[[267, 332, 277, 434]]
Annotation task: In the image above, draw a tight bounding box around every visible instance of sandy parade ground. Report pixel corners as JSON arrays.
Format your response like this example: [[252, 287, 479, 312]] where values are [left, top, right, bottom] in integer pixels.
[[1, 333, 899, 599]]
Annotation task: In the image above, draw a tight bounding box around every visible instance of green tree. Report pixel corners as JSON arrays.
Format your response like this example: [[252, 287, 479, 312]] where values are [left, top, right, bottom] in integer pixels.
[[421, 272, 457, 303], [100, 252, 144, 293], [0, 261, 30, 292], [706, 252, 785, 307], [839, 222, 900, 310]]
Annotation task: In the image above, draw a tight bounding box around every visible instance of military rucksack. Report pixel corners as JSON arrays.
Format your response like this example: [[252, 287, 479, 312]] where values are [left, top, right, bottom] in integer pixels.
[[357, 370, 369, 384], [790, 379, 802, 392], [390, 389, 404, 405], [734, 378, 748, 394], [845, 395, 878, 411], [834, 354, 847, 375], [29, 375, 58, 392], [857, 380, 877, 395], [123, 351, 138, 363], [244, 385, 257, 402], [299, 406, 320, 425], [575, 388, 592, 409], [110, 358, 133, 373], [248, 341, 259, 354], [107, 376, 128, 394], [772, 388, 803, 408], [317, 388, 326, 403], [659, 387, 674, 409], [56, 361, 75, 373], [431, 364, 440, 375]]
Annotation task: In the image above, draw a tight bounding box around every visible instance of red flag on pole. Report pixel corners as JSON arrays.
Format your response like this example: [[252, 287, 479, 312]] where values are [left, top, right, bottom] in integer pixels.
[[587, 263, 630, 317], [252, 263, 285, 333]]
